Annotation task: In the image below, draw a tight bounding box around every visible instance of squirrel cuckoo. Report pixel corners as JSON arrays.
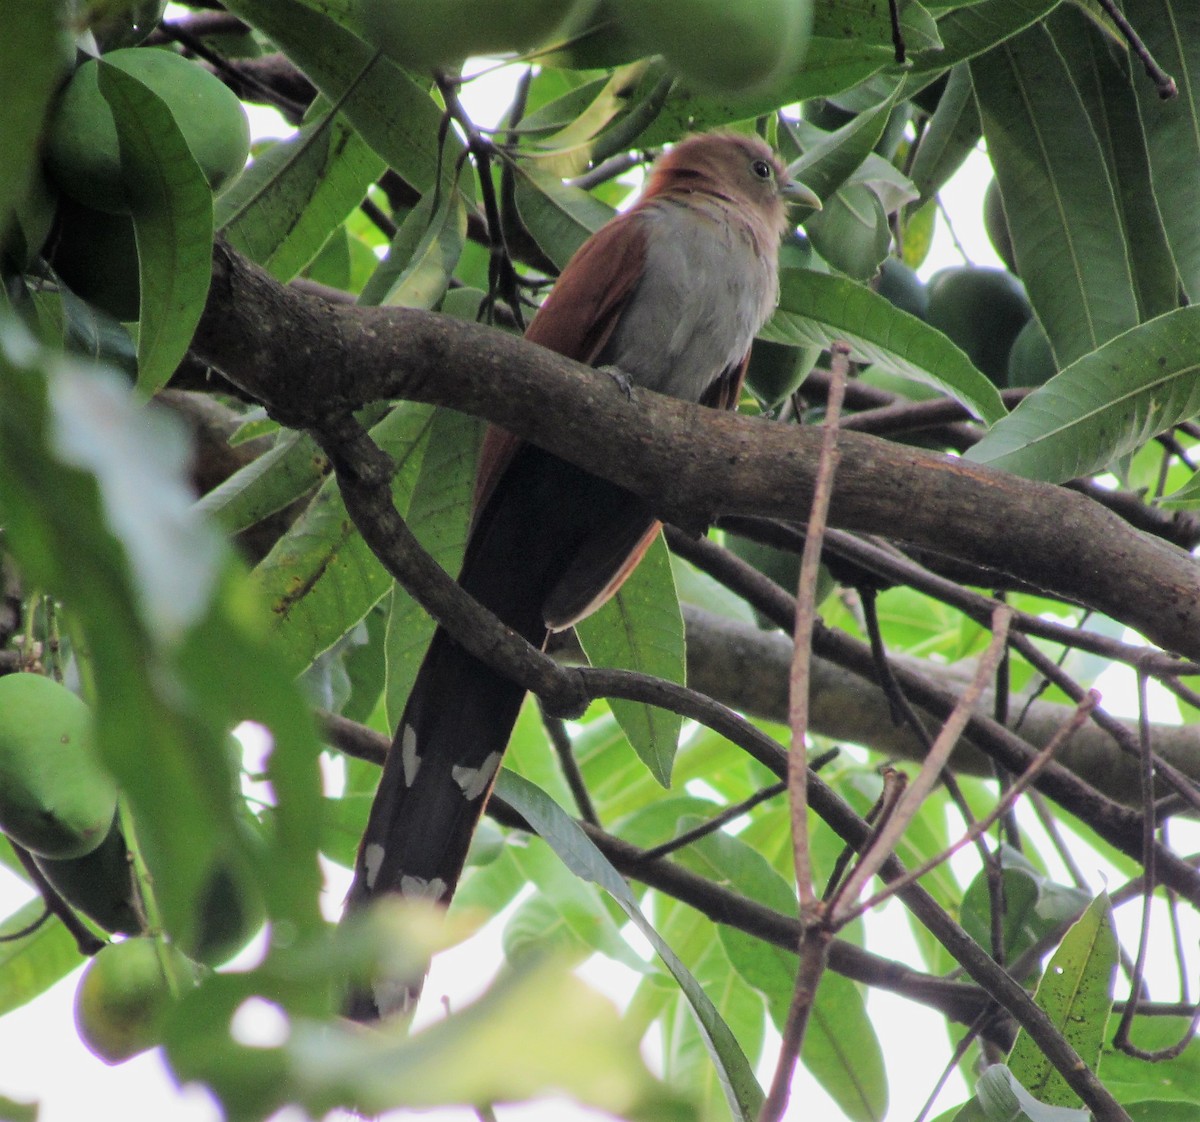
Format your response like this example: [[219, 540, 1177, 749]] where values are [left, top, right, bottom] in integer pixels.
[[344, 132, 814, 1020]]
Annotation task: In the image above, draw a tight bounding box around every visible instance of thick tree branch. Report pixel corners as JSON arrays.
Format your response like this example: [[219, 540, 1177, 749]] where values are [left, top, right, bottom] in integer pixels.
[[191, 243, 1200, 661], [682, 606, 1200, 804]]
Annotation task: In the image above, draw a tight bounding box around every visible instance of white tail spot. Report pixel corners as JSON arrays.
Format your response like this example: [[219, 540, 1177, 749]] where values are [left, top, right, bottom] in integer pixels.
[[452, 751, 502, 801], [401, 723, 420, 786], [364, 843, 385, 890], [400, 875, 448, 901], [373, 976, 415, 1019]]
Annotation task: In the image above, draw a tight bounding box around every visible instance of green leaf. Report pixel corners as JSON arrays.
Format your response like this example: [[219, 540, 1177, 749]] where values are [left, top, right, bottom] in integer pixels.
[[909, 64, 980, 204], [966, 307, 1200, 481], [636, 39, 890, 149], [764, 267, 1007, 423], [504, 840, 647, 970], [359, 186, 468, 309], [784, 90, 901, 204], [576, 533, 685, 787], [196, 429, 328, 536], [688, 829, 888, 1122], [1127, 0, 1200, 301], [217, 106, 385, 284], [513, 163, 615, 271], [1101, 1016, 1200, 1105], [495, 770, 766, 1122], [0, 324, 323, 951], [97, 61, 214, 396], [383, 407, 481, 723], [1045, 5, 1178, 322], [960, 847, 1090, 969], [1008, 894, 1117, 1108], [804, 181, 892, 280], [0, 902, 79, 1017], [971, 23, 1140, 368], [223, 0, 465, 196], [903, 0, 1066, 82], [0, 0, 63, 237], [253, 403, 436, 674], [0, 1093, 38, 1122], [971, 1064, 1089, 1121]]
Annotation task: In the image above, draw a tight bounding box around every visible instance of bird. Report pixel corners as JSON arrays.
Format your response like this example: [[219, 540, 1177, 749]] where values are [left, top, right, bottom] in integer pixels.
[[343, 131, 816, 1020]]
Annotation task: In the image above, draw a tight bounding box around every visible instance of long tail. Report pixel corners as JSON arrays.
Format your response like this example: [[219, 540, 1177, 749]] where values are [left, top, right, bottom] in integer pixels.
[[342, 443, 656, 1020]]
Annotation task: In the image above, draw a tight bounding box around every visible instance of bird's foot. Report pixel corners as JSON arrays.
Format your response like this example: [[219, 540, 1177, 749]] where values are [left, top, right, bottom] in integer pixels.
[[597, 364, 635, 401]]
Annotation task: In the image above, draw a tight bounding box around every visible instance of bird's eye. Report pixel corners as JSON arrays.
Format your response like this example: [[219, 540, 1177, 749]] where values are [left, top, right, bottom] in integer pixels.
[[751, 159, 773, 180]]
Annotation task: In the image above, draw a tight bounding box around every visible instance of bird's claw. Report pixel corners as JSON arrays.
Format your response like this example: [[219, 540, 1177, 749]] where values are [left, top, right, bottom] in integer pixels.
[[598, 364, 635, 401]]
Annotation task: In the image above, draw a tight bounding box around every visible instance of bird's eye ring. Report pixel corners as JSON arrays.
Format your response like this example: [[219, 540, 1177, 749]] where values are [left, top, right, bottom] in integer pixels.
[[751, 159, 773, 180]]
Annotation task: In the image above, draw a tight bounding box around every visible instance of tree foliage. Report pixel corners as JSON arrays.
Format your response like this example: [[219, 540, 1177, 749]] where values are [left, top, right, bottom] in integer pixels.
[[3, 1, 1200, 1119]]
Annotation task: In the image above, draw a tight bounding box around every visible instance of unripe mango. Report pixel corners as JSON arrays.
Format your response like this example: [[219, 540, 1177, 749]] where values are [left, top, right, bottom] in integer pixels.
[[0, 673, 115, 859]]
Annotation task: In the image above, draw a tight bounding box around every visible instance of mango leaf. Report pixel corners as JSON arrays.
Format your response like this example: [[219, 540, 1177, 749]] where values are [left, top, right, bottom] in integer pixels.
[[0, 325, 323, 949], [252, 403, 436, 673], [804, 182, 892, 280], [966, 307, 1200, 481], [196, 429, 328, 536], [223, 0, 465, 196], [686, 828, 887, 1122], [1046, 5, 1177, 322], [972, 22, 1140, 368], [0, 902, 78, 1017], [217, 106, 385, 284], [764, 267, 1007, 423], [576, 532, 685, 788], [166, 943, 690, 1122], [0, 0, 62, 236], [960, 847, 1090, 969], [359, 186, 467, 309], [97, 62, 214, 396], [902, 0, 1066, 82], [1100, 1016, 1200, 1106], [909, 64, 980, 204], [1127, 0, 1200, 301], [1008, 894, 1117, 1108], [495, 769, 766, 1122], [512, 163, 615, 271], [383, 407, 480, 724], [783, 90, 901, 203], [969, 1064, 1089, 1121], [636, 39, 890, 148]]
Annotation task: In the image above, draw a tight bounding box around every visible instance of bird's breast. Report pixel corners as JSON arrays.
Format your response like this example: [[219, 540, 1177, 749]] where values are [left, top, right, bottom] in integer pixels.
[[602, 198, 779, 401]]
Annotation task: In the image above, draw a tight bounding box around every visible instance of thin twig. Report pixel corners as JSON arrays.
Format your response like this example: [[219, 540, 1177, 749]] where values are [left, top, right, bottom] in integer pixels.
[[838, 691, 1097, 925], [1093, 0, 1177, 98], [789, 344, 847, 910], [829, 605, 1014, 922], [759, 346, 847, 1122]]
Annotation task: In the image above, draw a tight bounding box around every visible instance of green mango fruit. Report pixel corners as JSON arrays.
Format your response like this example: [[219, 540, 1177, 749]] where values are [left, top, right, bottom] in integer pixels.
[[0, 673, 116, 859], [47, 197, 141, 321], [74, 937, 192, 1064], [745, 338, 820, 406], [614, 0, 812, 94], [1006, 317, 1057, 388], [44, 47, 250, 215], [35, 819, 141, 935], [362, 0, 587, 69], [875, 256, 928, 320], [91, 0, 168, 51], [925, 265, 1031, 387]]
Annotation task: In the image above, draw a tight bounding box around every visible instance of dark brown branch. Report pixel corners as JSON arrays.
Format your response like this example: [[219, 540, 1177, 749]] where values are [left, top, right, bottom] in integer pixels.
[[190, 243, 1200, 662]]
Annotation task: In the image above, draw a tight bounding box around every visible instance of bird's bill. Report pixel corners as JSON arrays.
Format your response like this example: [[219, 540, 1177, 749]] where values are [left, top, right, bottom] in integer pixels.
[[781, 178, 822, 210]]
